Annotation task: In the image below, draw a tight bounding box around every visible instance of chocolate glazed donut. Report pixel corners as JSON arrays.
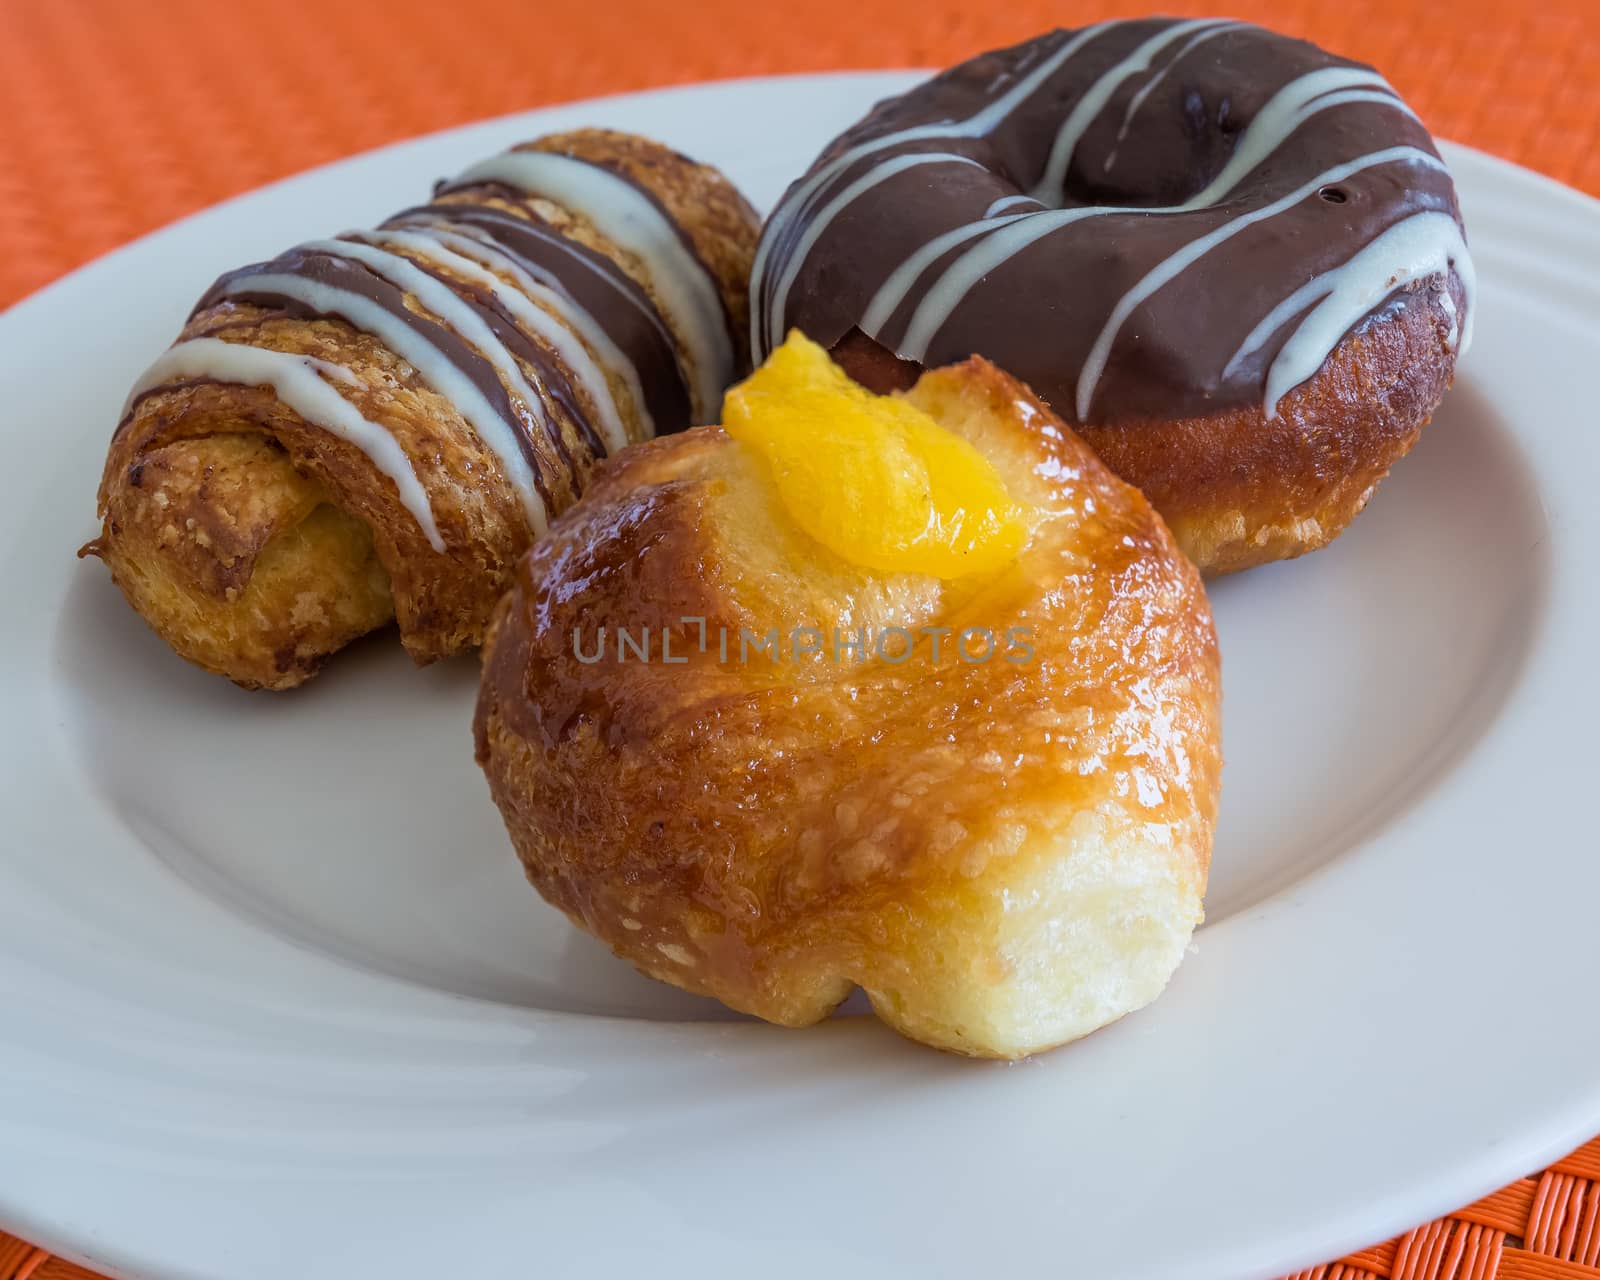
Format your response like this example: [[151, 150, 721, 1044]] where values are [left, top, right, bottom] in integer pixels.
[[752, 19, 1476, 573]]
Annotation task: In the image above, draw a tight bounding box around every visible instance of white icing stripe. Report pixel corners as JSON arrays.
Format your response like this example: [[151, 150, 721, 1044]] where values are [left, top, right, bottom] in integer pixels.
[[362, 228, 630, 455], [451, 151, 730, 419], [297, 238, 555, 530], [1222, 210, 1475, 416], [1075, 146, 1449, 420], [953, 21, 1122, 133], [1436, 286, 1459, 347], [983, 194, 1042, 218], [1105, 22, 1246, 171], [219, 260, 549, 534], [414, 220, 655, 438], [1031, 18, 1225, 202], [1180, 69, 1412, 208], [748, 19, 1124, 356], [764, 151, 985, 352], [412, 207, 668, 340], [896, 203, 1143, 358], [861, 212, 1034, 338], [1293, 87, 1419, 120], [125, 339, 446, 552], [748, 121, 961, 353]]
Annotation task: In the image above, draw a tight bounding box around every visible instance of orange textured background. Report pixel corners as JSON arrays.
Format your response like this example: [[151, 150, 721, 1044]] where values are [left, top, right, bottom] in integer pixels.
[[0, 0, 1597, 311]]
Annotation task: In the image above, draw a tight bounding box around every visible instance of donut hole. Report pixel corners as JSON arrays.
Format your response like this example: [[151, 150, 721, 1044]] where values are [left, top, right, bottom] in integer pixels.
[[829, 327, 923, 395]]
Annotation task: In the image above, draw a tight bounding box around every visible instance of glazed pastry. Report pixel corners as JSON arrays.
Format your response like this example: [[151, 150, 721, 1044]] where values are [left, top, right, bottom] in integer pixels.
[[752, 19, 1474, 574], [475, 334, 1221, 1058], [86, 129, 759, 689]]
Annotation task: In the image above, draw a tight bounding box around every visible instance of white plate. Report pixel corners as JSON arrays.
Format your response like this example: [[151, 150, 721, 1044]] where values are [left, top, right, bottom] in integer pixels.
[[3, 72, 1599, 1280]]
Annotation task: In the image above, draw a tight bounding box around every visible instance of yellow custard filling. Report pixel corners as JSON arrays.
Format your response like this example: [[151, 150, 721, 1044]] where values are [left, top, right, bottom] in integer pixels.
[[722, 331, 1026, 579]]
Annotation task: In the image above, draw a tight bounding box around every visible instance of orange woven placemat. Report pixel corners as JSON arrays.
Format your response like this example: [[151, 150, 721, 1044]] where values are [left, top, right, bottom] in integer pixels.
[[5, 1141, 1600, 1280], [1, 0, 1598, 311], [2, 0, 1598, 1276]]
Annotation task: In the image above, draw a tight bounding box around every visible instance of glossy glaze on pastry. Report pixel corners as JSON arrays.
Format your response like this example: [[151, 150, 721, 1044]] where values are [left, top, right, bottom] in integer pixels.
[[475, 339, 1222, 1058]]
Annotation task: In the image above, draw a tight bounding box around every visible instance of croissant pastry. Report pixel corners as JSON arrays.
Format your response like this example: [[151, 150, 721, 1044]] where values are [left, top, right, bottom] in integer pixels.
[[475, 336, 1222, 1058], [85, 129, 759, 689]]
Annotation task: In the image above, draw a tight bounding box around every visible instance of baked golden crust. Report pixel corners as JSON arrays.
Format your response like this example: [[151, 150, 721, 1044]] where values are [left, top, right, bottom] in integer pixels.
[[84, 431, 392, 688], [475, 357, 1222, 1057], [86, 129, 760, 690], [93, 312, 526, 687], [833, 276, 1465, 575]]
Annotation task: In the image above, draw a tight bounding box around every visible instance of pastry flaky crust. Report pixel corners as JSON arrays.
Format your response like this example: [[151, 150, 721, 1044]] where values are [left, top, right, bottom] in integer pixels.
[[86, 129, 760, 689], [475, 358, 1222, 1058], [834, 274, 1465, 576]]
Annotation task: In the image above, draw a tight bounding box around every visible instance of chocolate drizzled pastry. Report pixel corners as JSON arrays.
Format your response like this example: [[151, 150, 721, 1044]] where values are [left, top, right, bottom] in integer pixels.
[[87, 128, 759, 688]]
